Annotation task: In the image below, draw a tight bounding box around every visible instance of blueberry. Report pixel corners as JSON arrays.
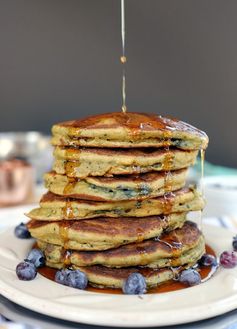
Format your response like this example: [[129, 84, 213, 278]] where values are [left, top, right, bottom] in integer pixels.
[[16, 261, 37, 281], [122, 272, 147, 295], [14, 223, 31, 239], [65, 270, 88, 290], [220, 251, 237, 268], [199, 254, 217, 267], [55, 269, 70, 285], [232, 236, 237, 251], [26, 249, 45, 268], [179, 269, 201, 286], [55, 269, 88, 290]]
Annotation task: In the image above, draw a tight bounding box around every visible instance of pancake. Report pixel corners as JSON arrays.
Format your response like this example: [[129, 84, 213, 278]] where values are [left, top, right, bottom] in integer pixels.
[[51, 112, 208, 150], [27, 212, 187, 251], [42, 238, 204, 269], [53, 147, 198, 178], [44, 169, 188, 201], [75, 265, 182, 289], [38, 221, 205, 268], [26, 187, 204, 221], [49, 263, 183, 289]]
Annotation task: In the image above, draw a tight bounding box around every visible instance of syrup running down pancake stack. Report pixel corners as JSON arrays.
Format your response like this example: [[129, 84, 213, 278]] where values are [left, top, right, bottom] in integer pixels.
[[26, 112, 208, 289]]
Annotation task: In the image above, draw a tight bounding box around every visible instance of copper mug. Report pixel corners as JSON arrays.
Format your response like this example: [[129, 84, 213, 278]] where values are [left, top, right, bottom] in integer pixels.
[[0, 159, 34, 206]]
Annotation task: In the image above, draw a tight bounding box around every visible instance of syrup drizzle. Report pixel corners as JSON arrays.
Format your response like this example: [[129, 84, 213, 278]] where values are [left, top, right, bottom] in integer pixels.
[[63, 177, 77, 195], [62, 201, 74, 219], [162, 131, 174, 213], [198, 149, 205, 230], [120, 0, 127, 113], [59, 224, 69, 245], [200, 149, 205, 195]]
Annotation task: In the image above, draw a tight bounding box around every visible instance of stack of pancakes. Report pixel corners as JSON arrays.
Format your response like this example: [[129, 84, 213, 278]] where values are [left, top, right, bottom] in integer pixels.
[[27, 112, 208, 290]]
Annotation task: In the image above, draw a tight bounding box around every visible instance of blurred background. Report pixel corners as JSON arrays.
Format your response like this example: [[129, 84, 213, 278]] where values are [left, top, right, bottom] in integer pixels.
[[0, 0, 237, 167]]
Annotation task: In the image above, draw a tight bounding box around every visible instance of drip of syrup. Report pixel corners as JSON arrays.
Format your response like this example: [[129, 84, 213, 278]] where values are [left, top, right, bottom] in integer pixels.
[[136, 227, 145, 243], [200, 149, 205, 195], [59, 222, 70, 245], [64, 250, 72, 266], [163, 191, 175, 214], [63, 177, 77, 195], [198, 149, 205, 230], [121, 0, 127, 113], [161, 132, 173, 210], [65, 161, 78, 178], [62, 201, 74, 219]]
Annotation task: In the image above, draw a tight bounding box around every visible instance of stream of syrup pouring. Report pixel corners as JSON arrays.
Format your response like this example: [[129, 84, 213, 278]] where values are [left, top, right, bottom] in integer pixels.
[[120, 0, 127, 113]]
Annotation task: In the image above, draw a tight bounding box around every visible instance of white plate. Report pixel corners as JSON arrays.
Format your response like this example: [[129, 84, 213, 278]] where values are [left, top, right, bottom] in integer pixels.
[[0, 225, 237, 328]]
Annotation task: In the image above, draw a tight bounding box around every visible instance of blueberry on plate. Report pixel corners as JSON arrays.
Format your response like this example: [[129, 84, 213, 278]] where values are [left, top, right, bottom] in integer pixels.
[[179, 269, 201, 286], [232, 236, 237, 251], [122, 272, 147, 295], [55, 269, 71, 285], [65, 270, 88, 290], [55, 269, 88, 290], [198, 254, 217, 267], [14, 223, 31, 239], [26, 249, 45, 268], [16, 261, 37, 281], [220, 251, 237, 268]]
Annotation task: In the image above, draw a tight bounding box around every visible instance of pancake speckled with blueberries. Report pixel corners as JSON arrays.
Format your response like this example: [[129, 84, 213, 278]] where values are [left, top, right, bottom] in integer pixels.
[[74, 265, 182, 289], [37, 221, 205, 269], [53, 147, 198, 178], [27, 212, 187, 251], [51, 112, 208, 150], [44, 169, 188, 201], [26, 187, 204, 221]]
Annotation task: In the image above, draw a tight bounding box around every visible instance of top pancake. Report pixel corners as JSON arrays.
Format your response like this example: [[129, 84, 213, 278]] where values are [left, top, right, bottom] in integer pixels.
[[52, 112, 208, 150]]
